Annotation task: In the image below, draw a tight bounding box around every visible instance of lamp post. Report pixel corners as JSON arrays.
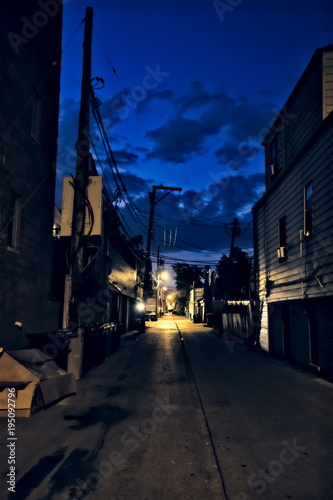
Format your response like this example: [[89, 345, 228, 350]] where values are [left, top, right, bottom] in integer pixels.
[[155, 272, 169, 317], [141, 185, 181, 332]]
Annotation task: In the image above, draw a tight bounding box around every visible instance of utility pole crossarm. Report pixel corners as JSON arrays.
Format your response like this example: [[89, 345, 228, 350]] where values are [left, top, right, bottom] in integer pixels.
[[140, 184, 182, 332], [152, 185, 182, 205]]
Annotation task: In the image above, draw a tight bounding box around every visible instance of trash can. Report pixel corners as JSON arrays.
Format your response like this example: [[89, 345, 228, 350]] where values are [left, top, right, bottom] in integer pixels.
[[206, 313, 214, 327]]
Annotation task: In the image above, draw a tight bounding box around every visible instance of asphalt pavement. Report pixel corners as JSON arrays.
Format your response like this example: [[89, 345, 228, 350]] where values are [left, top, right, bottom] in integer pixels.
[[0, 314, 332, 500]]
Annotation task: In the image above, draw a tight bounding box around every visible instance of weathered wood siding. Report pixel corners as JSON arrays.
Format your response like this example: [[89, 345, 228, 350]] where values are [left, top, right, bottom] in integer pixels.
[[323, 52, 333, 119], [265, 48, 333, 191], [255, 126, 333, 303], [259, 301, 269, 352], [253, 46, 333, 373], [254, 47, 333, 305]]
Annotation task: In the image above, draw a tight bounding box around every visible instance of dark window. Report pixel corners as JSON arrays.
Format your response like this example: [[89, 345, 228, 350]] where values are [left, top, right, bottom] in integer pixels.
[[7, 191, 20, 250], [278, 216, 287, 261], [270, 134, 280, 176], [304, 183, 313, 239]]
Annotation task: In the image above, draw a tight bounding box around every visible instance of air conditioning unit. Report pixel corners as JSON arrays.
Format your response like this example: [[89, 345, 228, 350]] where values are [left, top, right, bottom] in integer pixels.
[[277, 246, 286, 259], [271, 164, 278, 176]]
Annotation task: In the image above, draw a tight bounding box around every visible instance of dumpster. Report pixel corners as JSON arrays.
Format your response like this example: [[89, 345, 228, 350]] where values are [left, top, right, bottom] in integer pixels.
[[82, 323, 117, 372]]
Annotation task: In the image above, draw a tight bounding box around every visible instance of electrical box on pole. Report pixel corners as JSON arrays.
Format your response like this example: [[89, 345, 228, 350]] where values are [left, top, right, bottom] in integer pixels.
[[60, 176, 102, 237]]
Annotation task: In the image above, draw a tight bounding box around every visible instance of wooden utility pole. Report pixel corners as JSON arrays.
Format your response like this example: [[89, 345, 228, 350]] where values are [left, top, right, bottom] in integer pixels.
[[141, 185, 181, 332], [229, 217, 241, 260], [224, 217, 241, 303], [62, 7, 93, 332], [156, 244, 160, 318]]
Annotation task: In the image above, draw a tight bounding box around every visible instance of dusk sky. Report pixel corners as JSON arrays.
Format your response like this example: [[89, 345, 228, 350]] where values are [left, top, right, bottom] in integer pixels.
[[56, 0, 332, 271]]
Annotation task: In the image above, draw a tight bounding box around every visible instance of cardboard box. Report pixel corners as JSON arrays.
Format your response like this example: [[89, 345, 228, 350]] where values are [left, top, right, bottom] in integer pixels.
[[0, 349, 77, 417]]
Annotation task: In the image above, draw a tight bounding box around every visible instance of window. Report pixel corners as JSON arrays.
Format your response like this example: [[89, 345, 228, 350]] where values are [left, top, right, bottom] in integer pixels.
[[270, 134, 280, 176], [304, 183, 313, 239], [277, 216, 287, 261], [31, 92, 42, 142], [7, 191, 20, 250]]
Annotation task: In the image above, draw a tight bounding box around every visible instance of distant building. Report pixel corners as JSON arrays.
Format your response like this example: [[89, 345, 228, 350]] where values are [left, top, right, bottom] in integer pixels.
[[107, 241, 138, 333], [0, 2, 63, 349], [189, 288, 204, 322], [252, 45, 333, 380]]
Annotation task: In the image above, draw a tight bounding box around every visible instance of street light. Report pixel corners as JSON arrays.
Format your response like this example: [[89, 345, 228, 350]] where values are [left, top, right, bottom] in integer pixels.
[[136, 302, 145, 312], [142, 185, 182, 332], [155, 270, 170, 318], [160, 270, 169, 281]]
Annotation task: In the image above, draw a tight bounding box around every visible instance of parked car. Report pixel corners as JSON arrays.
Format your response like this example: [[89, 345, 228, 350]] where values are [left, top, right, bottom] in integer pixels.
[[145, 311, 157, 321]]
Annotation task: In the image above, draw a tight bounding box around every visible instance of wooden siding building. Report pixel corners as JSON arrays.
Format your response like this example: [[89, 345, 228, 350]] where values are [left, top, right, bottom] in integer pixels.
[[252, 45, 333, 380]]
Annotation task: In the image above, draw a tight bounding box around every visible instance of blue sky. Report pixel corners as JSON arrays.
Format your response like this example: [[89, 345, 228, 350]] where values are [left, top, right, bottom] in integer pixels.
[[56, 0, 332, 268]]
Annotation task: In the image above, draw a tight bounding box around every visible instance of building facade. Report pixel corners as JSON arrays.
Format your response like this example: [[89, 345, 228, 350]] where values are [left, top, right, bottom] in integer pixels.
[[0, 2, 63, 349], [189, 288, 204, 322], [252, 45, 333, 379]]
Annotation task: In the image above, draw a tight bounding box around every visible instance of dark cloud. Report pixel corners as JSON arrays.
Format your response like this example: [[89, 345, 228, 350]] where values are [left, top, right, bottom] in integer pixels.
[[112, 149, 139, 165], [137, 89, 174, 112], [136, 146, 149, 153], [215, 141, 240, 164], [146, 83, 274, 166], [177, 173, 264, 222], [120, 173, 152, 194], [217, 173, 264, 213], [97, 87, 174, 127], [175, 81, 216, 112], [147, 117, 205, 163], [139, 173, 265, 255], [56, 88, 266, 255], [104, 171, 152, 197]]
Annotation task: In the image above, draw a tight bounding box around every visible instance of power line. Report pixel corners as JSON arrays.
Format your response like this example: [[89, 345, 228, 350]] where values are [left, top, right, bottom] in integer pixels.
[[92, 27, 178, 185], [62, 18, 84, 54]]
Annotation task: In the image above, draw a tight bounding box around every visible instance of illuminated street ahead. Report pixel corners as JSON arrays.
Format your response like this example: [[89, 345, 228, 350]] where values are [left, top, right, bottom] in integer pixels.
[[1, 315, 332, 500]]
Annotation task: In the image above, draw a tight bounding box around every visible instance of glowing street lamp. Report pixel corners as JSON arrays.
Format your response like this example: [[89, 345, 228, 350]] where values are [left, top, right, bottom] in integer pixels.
[[160, 270, 169, 281], [136, 302, 145, 312]]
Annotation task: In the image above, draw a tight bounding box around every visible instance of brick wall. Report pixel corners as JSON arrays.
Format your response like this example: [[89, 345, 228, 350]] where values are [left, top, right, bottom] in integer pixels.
[[0, 2, 63, 349]]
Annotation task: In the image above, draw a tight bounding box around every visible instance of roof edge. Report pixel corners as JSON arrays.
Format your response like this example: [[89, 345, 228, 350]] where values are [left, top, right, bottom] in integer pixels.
[[261, 44, 333, 146]]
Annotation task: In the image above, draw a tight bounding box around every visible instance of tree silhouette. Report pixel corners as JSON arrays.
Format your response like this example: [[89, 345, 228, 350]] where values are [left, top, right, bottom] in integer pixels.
[[215, 247, 252, 301]]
